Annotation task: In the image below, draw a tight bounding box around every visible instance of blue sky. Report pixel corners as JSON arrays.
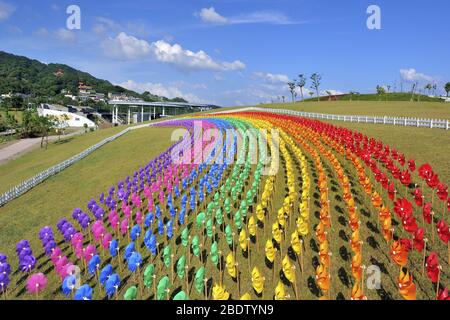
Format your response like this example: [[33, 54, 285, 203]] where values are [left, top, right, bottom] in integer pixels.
[[0, 0, 449, 106]]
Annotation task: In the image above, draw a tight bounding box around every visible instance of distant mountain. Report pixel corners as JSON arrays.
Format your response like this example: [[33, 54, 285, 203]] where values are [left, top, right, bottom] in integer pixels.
[[0, 51, 187, 103]]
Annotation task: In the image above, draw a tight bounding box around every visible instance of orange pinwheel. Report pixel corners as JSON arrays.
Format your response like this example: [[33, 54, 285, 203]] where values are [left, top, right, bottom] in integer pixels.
[[390, 240, 409, 267], [351, 252, 363, 281], [315, 263, 330, 293], [371, 191, 382, 208], [351, 282, 367, 300], [398, 268, 416, 300]]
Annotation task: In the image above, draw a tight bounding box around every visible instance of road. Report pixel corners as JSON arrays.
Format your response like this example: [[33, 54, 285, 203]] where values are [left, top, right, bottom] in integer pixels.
[[0, 130, 84, 165]]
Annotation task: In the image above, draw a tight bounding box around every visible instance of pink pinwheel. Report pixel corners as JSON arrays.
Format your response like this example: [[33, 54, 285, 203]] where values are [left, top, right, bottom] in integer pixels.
[[102, 233, 113, 249], [124, 206, 132, 219], [135, 211, 143, 225], [71, 232, 84, 248], [50, 247, 63, 264], [84, 244, 97, 263], [120, 218, 129, 236], [26, 273, 47, 296]]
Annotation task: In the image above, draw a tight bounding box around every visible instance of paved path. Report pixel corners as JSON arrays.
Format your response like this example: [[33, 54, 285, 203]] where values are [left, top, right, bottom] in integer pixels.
[[0, 130, 83, 165]]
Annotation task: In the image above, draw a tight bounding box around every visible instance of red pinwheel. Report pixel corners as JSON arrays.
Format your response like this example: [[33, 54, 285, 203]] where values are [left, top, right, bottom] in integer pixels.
[[402, 214, 418, 234], [398, 153, 405, 166], [388, 182, 396, 200], [418, 163, 433, 179], [413, 228, 425, 252], [437, 288, 450, 300], [400, 170, 411, 187], [425, 172, 440, 188], [422, 202, 432, 224], [413, 188, 423, 207], [394, 198, 413, 219], [408, 159, 416, 172], [436, 220, 450, 244], [425, 252, 440, 283], [436, 183, 448, 201]]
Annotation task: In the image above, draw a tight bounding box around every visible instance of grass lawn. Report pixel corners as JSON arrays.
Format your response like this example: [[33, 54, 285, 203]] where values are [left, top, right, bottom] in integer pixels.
[[217, 101, 450, 120], [0, 126, 175, 291], [0, 126, 126, 194]]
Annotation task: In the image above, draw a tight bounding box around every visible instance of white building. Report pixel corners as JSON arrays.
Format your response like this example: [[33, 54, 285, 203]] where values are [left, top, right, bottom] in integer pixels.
[[37, 106, 96, 128]]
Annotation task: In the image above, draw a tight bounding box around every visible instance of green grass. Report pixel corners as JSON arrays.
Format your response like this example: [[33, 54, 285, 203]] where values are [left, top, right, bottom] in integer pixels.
[[0, 126, 127, 193], [303, 92, 444, 103], [216, 101, 450, 120], [0, 110, 23, 124], [0, 126, 175, 296]]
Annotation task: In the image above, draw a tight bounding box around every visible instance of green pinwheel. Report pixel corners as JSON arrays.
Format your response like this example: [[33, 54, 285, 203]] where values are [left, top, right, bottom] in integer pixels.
[[176, 255, 186, 279], [181, 227, 189, 247], [143, 264, 155, 288], [194, 267, 205, 294], [215, 208, 223, 225], [173, 290, 188, 300], [191, 235, 200, 257], [206, 219, 213, 238], [225, 224, 233, 246], [157, 276, 170, 300], [124, 285, 138, 300], [234, 210, 242, 230], [163, 245, 171, 268], [196, 212, 206, 229], [210, 241, 219, 266]]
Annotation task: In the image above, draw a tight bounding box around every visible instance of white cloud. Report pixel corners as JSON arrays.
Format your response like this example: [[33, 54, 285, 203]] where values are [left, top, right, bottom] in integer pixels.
[[7, 25, 22, 34], [102, 32, 151, 60], [400, 68, 434, 82], [197, 7, 228, 24], [54, 28, 77, 43], [196, 7, 299, 25], [118, 80, 212, 104], [150, 40, 245, 71], [254, 72, 289, 83], [0, 1, 14, 21], [35, 27, 50, 37]]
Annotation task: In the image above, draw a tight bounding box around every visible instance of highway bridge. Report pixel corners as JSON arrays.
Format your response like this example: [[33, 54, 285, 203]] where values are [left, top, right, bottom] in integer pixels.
[[107, 100, 221, 125]]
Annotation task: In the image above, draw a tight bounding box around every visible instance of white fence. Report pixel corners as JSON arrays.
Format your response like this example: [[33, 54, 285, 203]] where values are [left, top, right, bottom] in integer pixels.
[[0, 118, 181, 207], [216, 107, 450, 130]]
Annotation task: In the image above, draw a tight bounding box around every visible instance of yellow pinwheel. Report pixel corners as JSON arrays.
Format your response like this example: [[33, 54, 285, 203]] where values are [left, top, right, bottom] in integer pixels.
[[256, 204, 265, 222], [282, 255, 296, 283], [275, 281, 287, 300], [277, 208, 286, 227], [265, 239, 276, 263], [240, 293, 251, 300], [212, 283, 230, 300], [239, 229, 248, 252], [225, 252, 237, 279], [272, 222, 282, 244], [290, 231, 302, 255], [251, 267, 265, 294], [248, 216, 257, 237], [296, 217, 309, 237]]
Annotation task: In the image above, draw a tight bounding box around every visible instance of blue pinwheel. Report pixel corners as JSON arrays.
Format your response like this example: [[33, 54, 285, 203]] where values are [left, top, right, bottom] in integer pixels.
[[157, 219, 164, 235], [88, 254, 101, 275], [127, 252, 142, 272], [105, 273, 121, 298], [166, 220, 173, 240], [144, 213, 154, 228], [74, 284, 93, 300], [109, 239, 119, 257], [62, 274, 77, 296], [124, 242, 135, 261], [130, 225, 141, 241], [99, 264, 113, 286]]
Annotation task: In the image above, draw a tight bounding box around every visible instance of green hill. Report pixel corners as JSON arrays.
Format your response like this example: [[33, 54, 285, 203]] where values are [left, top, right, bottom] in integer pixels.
[[303, 92, 443, 102], [0, 51, 186, 103]]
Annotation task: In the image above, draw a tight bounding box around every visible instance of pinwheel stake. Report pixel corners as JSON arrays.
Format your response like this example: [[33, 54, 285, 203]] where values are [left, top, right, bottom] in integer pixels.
[[300, 239, 304, 276], [218, 251, 223, 285], [361, 264, 366, 297], [328, 252, 333, 300], [184, 265, 189, 294], [422, 238, 428, 276], [171, 254, 175, 285], [232, 232, 236, 260], [236, 267, 241, 298], [166, 288, 170, 300], [431, 211, 436, 244], [247, 238, 251, 274], [293, 265, 299, 300], [153, 275, 157, 300], [435, 265, 442, 300], [203, 277, 208, 300], [187, 236, 191, 265]]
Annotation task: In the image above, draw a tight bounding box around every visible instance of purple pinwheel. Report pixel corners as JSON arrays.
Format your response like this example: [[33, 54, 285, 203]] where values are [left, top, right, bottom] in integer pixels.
[[19, 255, 36, 273]]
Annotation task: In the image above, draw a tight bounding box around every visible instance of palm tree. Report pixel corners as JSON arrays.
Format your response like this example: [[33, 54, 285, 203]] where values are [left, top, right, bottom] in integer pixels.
[[297, 74, 306, 101], [424, 83, 433, 96], [287, 81, 297, 102], [445, 82, 450, 97], [310, 73, 322, 102], [376, 85, 386, 101]]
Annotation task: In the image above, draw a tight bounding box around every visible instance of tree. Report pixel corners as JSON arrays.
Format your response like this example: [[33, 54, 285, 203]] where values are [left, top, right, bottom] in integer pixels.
[[297, 74, 306, 101], [310, 73, 322, 102], [37, 116, 53, 149], [445, 82, 450, 97], [287, 81, 297, 102], [424, 83, 433, 96], [410, 82, 418, 101], [376, 85, 386, 101], [53, 114, 69, 141]]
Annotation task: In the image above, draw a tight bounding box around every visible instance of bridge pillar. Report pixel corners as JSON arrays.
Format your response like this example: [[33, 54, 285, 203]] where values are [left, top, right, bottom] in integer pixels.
[[141, 106, 144, 122], [127, 107, 131, 125]]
